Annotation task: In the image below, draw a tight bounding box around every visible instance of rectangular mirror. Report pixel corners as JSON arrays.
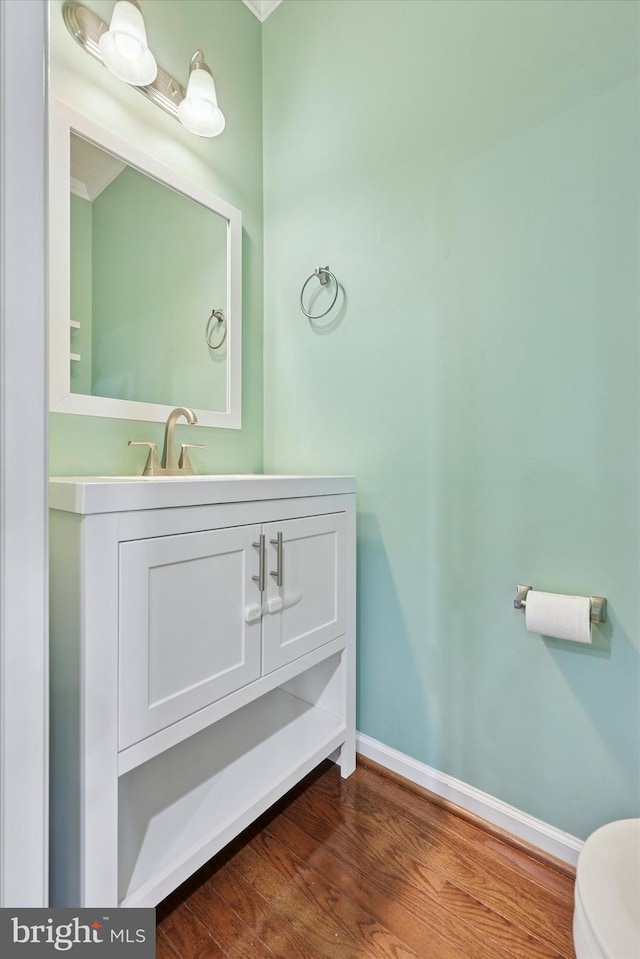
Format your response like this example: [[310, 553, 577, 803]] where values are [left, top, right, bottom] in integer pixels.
[[49, 101, 242, 428]]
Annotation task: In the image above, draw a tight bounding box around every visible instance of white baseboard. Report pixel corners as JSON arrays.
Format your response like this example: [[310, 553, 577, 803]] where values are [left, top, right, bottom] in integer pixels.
[[356, 732, 583, 867]]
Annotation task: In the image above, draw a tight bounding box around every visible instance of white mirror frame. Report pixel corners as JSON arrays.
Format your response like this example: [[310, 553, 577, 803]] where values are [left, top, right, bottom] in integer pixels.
[[49, 100, 242, 428]]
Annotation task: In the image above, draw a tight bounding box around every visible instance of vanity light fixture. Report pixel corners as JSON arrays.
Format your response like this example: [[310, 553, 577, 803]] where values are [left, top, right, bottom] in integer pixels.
[[177, 51, 226, 138], [62, 1, 225, 138], [98, 0, 157, 86]]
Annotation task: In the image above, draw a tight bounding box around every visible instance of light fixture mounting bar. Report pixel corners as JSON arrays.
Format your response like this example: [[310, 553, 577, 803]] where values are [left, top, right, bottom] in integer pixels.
[[62, 2, 185, 121]]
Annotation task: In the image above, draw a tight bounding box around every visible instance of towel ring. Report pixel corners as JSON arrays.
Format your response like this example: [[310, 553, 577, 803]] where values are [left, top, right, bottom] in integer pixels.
[[205, 308, 227, 350], [300, 266, 338, 319]]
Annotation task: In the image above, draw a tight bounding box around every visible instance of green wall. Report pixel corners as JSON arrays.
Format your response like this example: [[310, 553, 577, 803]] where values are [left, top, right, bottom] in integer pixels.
[[49, 0, 639, 841], [49, 0, 263, 475], [262, 0, 640, 839]]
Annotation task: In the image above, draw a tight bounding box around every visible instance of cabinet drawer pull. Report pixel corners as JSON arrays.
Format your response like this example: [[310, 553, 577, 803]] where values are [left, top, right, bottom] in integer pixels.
[[269, 531, 284, 588], [252, 534, 265, 592]]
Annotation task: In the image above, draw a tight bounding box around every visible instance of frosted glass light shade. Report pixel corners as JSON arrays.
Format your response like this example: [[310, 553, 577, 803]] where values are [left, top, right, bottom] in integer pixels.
[[178, 57, 225, 138], [98, 1, 157, 86]]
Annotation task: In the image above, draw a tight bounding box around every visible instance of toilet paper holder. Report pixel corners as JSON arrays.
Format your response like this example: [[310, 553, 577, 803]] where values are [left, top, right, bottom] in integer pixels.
[[514, 585, 607, 624]]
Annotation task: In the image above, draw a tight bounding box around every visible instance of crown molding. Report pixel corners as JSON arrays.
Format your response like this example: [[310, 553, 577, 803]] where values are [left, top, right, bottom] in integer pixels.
[[242, 0, 283, 22], [71, 155, 126, 202]]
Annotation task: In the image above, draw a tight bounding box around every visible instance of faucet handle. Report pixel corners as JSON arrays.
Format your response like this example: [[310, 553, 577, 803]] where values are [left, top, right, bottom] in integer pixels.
[[128, 440, 161, 476], [179, 443, 204, 474]]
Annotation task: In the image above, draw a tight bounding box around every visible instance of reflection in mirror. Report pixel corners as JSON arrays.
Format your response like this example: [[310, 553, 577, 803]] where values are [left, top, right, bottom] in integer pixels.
[[49, 101, 242, 428], [70, 134, 228, 411]]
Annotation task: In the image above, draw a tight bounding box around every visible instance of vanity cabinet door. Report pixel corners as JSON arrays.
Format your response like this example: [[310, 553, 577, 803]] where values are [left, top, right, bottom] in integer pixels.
[[262, 513, 346, 674], [119, 525, 262, 749]]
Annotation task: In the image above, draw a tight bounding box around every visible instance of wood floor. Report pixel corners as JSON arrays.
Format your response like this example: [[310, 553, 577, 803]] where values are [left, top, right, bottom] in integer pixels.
[[156, 759, 576, 959]]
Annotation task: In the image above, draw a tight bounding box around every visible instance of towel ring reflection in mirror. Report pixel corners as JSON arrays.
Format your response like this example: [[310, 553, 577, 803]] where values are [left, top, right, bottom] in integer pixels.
[[205, 308, 227, 350], [300, 266, 339, 319]]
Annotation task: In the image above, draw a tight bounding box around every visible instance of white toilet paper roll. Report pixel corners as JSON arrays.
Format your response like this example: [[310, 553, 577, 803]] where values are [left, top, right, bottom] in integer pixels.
[[525, 590, 592, 644]]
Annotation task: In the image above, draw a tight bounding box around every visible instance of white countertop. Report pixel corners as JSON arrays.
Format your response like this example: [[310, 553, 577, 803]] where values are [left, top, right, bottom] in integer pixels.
[[49, 474, 357, 514]]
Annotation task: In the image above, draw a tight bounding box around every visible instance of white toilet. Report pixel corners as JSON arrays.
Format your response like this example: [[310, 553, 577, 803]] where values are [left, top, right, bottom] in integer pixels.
[[573, 818, 640, 959]]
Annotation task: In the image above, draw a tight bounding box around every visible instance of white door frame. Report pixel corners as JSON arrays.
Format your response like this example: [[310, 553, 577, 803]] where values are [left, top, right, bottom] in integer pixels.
[[0, 0, 49, 906]]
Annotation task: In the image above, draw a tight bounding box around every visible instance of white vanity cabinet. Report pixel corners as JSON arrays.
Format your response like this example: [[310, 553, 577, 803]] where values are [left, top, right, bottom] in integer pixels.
[[118, 511, 346, 749], [49, 475, 356, 909]]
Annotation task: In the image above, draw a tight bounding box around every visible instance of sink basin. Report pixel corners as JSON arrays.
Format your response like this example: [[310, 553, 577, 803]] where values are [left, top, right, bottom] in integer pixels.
[[60, 474, 307, 482], [49, 473, 356, 515]]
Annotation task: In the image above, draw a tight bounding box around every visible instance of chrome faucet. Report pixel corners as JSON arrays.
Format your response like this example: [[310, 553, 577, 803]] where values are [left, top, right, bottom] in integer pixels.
[[128, 407, 203, 476]]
